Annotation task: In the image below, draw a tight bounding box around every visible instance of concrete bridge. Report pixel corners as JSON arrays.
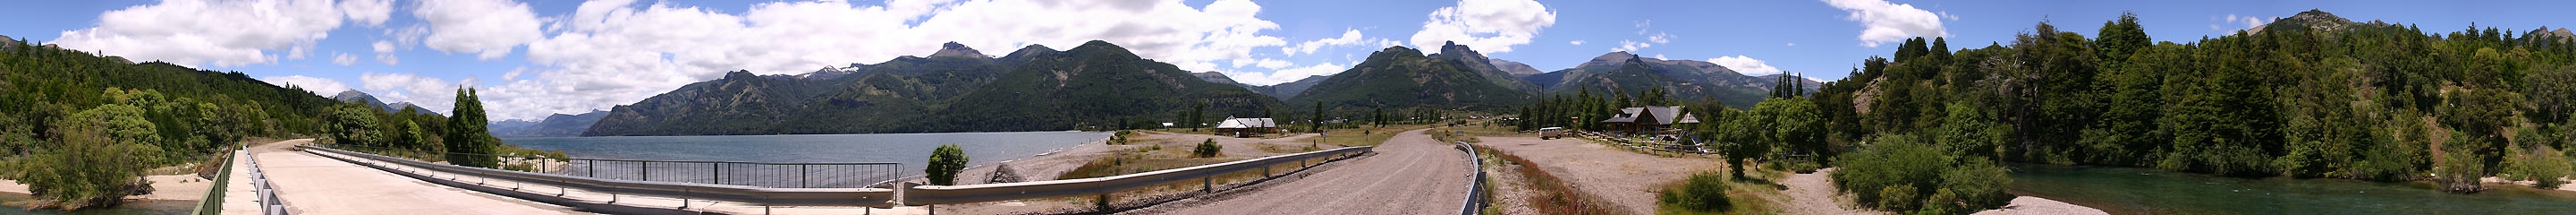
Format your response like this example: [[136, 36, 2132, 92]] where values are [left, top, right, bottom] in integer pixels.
[[209, 129, 1479, 214]]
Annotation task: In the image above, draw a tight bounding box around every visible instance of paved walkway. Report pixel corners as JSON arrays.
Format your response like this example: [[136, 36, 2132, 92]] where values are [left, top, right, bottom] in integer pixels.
[[250, 139, 584, 215], [220, 150, 260, 215], [1152, 128, 1472, 214]]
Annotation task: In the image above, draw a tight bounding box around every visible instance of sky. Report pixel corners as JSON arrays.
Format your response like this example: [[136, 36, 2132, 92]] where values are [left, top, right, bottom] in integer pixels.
[[4, 0, 2572, 121]]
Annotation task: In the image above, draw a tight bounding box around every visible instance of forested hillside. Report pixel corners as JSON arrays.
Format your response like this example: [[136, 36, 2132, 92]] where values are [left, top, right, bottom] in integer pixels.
[[0, 35, 530, 209], [1811, 10, 2576, 195], [0, 36, 338, 159], [585, 41, 1280, 135], [1288, 45, 1535, 112]]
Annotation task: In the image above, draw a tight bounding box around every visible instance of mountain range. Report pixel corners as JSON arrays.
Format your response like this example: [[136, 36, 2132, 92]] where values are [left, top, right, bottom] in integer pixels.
[[486, 110, 607, 137], [330, 90, 432, 115], [581, 41, 1276, 136], [579, 40, 1822, 136]]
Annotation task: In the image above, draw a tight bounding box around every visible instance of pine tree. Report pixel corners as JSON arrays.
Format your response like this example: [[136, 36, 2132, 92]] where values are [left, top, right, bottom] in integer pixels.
[[444, 87, 499, 168]]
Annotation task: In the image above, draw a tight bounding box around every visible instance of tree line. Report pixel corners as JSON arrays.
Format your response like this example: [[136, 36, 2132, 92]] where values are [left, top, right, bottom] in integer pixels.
[[0, 36, 539, 210], [1816, 11, 2576, 199]]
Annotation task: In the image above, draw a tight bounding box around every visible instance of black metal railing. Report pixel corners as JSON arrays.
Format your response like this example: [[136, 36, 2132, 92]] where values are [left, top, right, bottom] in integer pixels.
[[315, 144, 902, 188]]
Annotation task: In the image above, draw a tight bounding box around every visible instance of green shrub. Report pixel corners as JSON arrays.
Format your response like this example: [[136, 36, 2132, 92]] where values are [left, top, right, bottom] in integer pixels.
[[2436, 148, 2487, 193], [1659, 171, 1733, 211], [1192, 139, 1223, 158], [1919, 189, 1963, 215], [2505, 145, 2572, 189], [1876, 184, 1919, 211], [6, 119, 161, 210], [1832, 133, 2012, 214], [927, 144, 970, 185]]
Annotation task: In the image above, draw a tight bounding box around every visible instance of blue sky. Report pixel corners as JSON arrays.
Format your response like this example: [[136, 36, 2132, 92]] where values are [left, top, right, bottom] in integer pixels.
[[5, 0, 2572, 121]]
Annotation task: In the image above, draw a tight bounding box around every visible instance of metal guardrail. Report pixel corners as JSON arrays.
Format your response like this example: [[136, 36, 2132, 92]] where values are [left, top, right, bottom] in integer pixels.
[[190, 150, 239, 215], [1453, 141, 1487, 215], [320, 144, 901, 188], [301, 143, 1375, 209], [300, 145, 902, 207], [248, 150, 287, 215], [902, 145, 1374, 205]]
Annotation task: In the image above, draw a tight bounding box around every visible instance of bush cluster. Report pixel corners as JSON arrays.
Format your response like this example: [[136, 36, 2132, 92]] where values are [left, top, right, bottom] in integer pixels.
[[1191, 138, 1223, 158], [927, 144, 969, 185], [1831, 134, 2012, 214]]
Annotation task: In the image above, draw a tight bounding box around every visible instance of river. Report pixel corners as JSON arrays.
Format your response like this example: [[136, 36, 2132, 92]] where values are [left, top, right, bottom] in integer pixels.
[[2006, 165, 2576, 214]]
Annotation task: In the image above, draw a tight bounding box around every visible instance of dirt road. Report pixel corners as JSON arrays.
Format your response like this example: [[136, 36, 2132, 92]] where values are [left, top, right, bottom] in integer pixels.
[[1144, 128, 1471, 214]]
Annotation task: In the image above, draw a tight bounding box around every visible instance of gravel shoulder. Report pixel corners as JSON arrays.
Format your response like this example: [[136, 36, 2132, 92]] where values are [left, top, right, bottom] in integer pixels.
[[1472, 135, 1721, 215], [1140, 128, 1470, 214]]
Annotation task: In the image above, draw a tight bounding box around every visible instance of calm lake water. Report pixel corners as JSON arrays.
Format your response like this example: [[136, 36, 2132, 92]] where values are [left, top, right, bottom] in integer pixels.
[[499, 132, 1110, 180], [2006, 165, 2576, 214]]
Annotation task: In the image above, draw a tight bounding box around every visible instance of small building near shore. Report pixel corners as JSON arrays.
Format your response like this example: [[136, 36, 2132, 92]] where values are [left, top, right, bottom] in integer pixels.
[[1214, 117, 1281, 137], [1600, 106, 1699, 134]]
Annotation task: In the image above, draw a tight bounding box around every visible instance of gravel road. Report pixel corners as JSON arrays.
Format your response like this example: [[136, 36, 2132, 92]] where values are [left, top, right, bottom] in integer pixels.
[[1141, 128, 1471, 214]]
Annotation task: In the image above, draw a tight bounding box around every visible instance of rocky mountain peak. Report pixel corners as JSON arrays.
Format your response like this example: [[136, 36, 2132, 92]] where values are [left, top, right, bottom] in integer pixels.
[[1193, 72, 1240, 85], [1580, 51, 1640, 68], [930, 41, 987, 58], [2251, 9, 2355, 34], [1489, 59, 1545, 76], [1430, 41, 1486, 61]]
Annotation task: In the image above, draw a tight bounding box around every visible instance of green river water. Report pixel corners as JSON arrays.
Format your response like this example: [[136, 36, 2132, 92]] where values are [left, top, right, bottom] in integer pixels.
[[2006, 165, 2576, 214]]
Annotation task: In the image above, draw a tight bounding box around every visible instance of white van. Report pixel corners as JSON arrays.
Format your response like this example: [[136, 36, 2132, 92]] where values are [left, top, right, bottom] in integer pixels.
[[1537, 127, 1567, 140]]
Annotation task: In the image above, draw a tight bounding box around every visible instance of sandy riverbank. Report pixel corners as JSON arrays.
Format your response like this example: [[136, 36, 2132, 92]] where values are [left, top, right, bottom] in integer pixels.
[[1, 170, 221, 202]]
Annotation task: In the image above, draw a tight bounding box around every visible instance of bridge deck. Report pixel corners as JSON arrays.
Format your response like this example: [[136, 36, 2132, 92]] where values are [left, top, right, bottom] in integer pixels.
[[250, 139, 583, 215]]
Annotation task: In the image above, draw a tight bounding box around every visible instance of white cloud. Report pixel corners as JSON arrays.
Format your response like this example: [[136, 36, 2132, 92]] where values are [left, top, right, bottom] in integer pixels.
[[1787, 42, 1797, 47], [1568, 39, 1584, 45], [286, 47, 309, 60], [2221, 14, 2273, 31], [1410, 0, 1556, 54], [495, 0, 1294, 120], [414, 0, 544, 60], [1232, 58, 1295, 70], [1284, 29, 1377, 56], [259, 75, 352, 96], [332, 53, 358, 65], [1821, 0, 1947, 47], [1709, 56, 1784, 76], [360, 73, 475, 114], [1607, 19, 1674, 53], [372, 40, 400, 65], [1231, 62, 1346, 85], [54, 0, 349, 67], [340, 0, 394, 27], [1613, 39, 1649, 52]]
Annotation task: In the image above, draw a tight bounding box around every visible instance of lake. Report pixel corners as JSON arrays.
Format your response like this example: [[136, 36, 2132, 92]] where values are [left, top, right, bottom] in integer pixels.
[[2006, 165, 2576, 214], [499, 132, 1110, 183]]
